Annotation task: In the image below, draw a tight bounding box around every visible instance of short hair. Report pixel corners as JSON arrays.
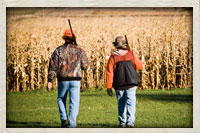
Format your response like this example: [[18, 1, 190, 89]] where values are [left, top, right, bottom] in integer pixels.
[[62, 36, 74, 44]]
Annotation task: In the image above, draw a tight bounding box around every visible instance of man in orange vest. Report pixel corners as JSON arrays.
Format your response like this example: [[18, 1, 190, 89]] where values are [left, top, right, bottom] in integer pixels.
[[106, 36, 143, 128]]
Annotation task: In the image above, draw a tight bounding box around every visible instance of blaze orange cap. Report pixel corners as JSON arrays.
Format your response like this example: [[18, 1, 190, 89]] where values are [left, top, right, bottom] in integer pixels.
[[64, 29, 76, 38]]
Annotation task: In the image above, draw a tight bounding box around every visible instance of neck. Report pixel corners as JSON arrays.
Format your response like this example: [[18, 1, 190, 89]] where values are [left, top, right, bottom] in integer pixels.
[[117, 48, 127, 50], [64, 42, 73, 45]]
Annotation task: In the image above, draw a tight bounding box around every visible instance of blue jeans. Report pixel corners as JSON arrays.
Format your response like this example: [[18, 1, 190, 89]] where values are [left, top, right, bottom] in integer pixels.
[[57, 81, 81, 128], [115, 86, 136, 126]]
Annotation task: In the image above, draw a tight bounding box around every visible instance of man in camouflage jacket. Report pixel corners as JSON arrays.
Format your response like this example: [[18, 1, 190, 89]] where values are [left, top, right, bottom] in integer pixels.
[[47, 29, 89, 128]]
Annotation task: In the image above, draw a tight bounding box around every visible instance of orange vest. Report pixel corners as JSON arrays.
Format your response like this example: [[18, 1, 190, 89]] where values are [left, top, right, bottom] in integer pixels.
[[106, 51, 143, 89]]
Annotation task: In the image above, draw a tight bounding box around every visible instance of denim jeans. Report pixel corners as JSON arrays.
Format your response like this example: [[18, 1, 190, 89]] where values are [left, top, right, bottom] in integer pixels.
[[57, 81, 81, 128], [115, 86, 136, 126]]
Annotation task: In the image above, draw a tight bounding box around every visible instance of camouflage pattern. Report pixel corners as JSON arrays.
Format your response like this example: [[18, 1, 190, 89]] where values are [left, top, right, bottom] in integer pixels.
[[48, 43, 89, 82]]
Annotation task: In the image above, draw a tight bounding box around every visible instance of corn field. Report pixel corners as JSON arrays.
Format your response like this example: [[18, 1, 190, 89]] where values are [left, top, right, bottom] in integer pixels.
[[6, 8, 193, 91]]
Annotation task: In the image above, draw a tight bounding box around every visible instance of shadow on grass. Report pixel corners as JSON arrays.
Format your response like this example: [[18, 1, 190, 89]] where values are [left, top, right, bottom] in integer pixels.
[[6, 120, 118, 128], [81, 91, 192, 103], [81, 93, 108, 97], [7, 120, 60, 128], [77, 123, 118, 128], [136, 93, 192, 103]]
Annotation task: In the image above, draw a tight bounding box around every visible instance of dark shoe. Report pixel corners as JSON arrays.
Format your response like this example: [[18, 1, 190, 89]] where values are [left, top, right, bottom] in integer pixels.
[[126, 125, 134, 128], [61, 120, 68, 128]]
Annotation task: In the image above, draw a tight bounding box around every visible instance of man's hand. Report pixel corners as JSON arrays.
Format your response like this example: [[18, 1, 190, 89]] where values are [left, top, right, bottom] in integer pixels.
[[107, 88, 113, 96], [46, 82, 52, 92]]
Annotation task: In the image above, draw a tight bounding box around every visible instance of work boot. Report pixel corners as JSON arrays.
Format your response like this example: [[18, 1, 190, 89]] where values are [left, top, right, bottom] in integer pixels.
[[61, 120, 68, 128]]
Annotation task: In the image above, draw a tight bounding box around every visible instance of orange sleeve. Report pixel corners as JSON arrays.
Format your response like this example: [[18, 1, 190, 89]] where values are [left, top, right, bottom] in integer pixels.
[[106, 56, 114, 89], [132, 52, 143, 70]]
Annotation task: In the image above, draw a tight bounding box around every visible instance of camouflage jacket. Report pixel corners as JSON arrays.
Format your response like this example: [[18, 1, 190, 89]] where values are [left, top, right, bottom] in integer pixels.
[[48, 43, 89, 82]]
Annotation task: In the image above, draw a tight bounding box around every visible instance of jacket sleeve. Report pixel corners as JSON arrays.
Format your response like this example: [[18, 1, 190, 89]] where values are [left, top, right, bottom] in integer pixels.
[[47, 50, 59, 82], [80, 50, 89, 70], [106, 55, 114, 89], [132, 52, 143, 70]]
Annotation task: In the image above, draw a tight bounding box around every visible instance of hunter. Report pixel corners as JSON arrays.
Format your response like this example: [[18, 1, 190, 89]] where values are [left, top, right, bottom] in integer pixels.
[[46, 29, 89, 128], [106, 36, 143, 128]]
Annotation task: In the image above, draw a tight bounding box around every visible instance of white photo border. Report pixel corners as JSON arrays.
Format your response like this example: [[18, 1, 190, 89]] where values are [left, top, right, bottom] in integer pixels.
[[0, 0, 199, 133]]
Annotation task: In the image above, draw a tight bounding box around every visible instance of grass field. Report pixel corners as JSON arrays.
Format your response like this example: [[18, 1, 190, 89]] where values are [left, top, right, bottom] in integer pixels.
[[6, 88, 192, 128]]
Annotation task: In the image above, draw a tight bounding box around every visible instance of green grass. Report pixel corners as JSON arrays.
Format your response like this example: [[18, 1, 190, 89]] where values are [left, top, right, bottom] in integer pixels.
[[6, 87, 193, 128]]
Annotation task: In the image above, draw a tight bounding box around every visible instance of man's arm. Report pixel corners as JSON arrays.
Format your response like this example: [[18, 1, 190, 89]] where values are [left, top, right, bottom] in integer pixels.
[[132, 52, 143, 70], [106, 55, 115, 96], [47, 50, 59, 92], [106, 55, 114, 89], [80, 50, 89, 70]]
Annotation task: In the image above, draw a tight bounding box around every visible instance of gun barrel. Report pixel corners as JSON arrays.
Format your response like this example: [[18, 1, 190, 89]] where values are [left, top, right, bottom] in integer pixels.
[[68, 19, 77, 46], [125, 35, 129, 45]]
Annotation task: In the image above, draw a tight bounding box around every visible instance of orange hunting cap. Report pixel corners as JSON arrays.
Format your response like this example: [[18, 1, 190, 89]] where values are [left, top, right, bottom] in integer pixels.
[[64, 29, 76, 38]]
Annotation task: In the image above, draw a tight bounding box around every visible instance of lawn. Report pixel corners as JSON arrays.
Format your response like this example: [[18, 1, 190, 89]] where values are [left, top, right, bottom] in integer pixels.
[[6, 87, 193, 128]]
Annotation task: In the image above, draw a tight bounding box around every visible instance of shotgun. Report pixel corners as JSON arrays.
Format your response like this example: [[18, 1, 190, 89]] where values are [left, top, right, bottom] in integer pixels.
[[68, 19, 77, 46]]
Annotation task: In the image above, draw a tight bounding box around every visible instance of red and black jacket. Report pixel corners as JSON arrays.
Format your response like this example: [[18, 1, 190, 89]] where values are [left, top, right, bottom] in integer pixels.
[[106, 49, 143, 89]]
